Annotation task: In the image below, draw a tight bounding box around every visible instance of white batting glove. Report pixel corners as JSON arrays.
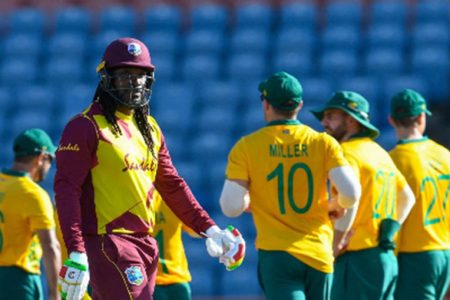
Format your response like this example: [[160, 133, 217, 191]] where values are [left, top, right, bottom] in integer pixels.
[[205, 225, 246, 271], [205, 225, 225, 257], [58, 252, 89, 300], [219, 225, 246, 271]]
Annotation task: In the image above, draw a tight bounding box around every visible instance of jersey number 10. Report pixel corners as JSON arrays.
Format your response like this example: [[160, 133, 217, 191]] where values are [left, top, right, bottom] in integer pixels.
[[267, 162, 313, 215]]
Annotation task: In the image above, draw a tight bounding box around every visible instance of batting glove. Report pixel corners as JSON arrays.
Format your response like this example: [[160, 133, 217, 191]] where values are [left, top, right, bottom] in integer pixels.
[[205, 225, 246, 271], [58, 252, 89, 300], [219, 225, 246, 271]]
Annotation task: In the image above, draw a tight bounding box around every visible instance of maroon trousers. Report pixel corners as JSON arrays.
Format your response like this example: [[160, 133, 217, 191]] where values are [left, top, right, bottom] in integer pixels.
[[85, 233, 159, 300]]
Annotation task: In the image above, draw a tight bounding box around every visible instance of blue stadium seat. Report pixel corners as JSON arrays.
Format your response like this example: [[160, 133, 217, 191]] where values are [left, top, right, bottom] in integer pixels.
[[152, 82, 195, 119], [415, 0, 449, 24], [8, 8, 46, 36], [227, 54, 268, 82], [273, 51, 314, 78], [230, 28, 270, 55], [365, 48, 404, 78], [411, 22, 449, 48], [173, 161, 202, 192], [411, 47, 449, 103], [150, 54, 175, 81], [9, 111, 53, 140], [182, 54, 221, 82], [53, 6, 91, 35], [188, 265, 216, 296], [46, 33, 86, 59], [301, 77, 334, 106], [0, 86, 12, 115], [2, 33, 42, 60], [143, 4, 181, 34], [325, 2, 363, 28], [16, 85, 55, 111], [44, 58, 84, 85], [189, 132, 231, 163], [321, 26, 360, 51], [140, 31, 179, 58], [58, 83, 94, 125], [189, 3, 228, 32], [367, 24, 406, 50], [235, 2, 273, 31], [370, 1, 407, 27], [184, 30, 225, 57], [0, 59, 38, 86], [279, 2, 318, 31], [241, 108, 265, 136], [98, 5, 136, 33], [274, 27, 315, 54], [198, 107, 235, 134], [198, 80, 240, 110], [206, 160, 227, 196], [319, 50, 358, 78]]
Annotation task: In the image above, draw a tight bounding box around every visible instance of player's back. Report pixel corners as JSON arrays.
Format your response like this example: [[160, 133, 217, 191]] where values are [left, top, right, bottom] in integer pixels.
[[229, 120, 348, 272], [341, 137, 407, 251], [390, 138, 450, 251]]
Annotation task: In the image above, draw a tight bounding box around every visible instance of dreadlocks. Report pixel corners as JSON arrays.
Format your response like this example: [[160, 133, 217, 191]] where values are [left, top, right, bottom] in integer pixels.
[[94, 85, 156, 158]]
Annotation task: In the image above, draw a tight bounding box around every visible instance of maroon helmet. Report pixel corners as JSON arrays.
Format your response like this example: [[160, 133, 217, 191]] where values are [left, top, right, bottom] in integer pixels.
[[97, 37, 155, 109]]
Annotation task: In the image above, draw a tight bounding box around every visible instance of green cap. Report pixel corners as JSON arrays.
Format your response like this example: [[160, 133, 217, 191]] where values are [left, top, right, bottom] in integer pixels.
[[311, 91, 380, 139], [390, 89, 432, 119], [258, 71, 303, 111], [13, 128, 57, 158]]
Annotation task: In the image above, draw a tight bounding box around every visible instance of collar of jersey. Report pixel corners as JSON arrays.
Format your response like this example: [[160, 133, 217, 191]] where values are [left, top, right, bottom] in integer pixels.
[[266, 119, 301, 126], [397, 136, 429, 145], [1, 168, 28, 177], [114, 110, 133, 121]]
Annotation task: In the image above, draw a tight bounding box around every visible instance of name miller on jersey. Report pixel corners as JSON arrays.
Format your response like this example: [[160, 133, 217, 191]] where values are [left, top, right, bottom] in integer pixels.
[[269, 143, 308, 158]]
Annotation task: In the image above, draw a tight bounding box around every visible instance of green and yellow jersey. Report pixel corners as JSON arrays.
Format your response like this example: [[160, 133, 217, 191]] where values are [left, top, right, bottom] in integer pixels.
[[390, 137, 450, 252], [341, 137, 408, 251], [153, 193, 193, 286], [0, 169, 55, 274], [226, 120, 349, 273]]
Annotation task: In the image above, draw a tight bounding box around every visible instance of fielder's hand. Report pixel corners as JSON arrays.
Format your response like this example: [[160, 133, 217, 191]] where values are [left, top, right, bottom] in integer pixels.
[[205, 225, 246, 271], [58, 252, 89, 300]]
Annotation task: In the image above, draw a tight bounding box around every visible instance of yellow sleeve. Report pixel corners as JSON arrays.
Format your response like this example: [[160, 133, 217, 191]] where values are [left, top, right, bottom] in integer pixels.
[[323, 133, 349, 172], [226, 138, 250, 181]]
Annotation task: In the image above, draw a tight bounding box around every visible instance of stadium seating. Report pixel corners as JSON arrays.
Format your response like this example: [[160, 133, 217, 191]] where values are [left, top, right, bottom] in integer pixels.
[[279, 2, 318, 31], [53, 6, 91, 35], [142, 4, 181, 34], [8, 8, 46, 36], [273, 50, 314, 78], [364, 48, 404, 78], [98, 5, 137, 33], [188, 3, 228, 32], [2, 33, 42, 61], [274, 27, 316, 54], [181, 54, 221, 82], [325, 2, 363, 28], [370, 1, 408, 27], [230, 28, 271, 56], [234, 2, 273, 31], [184, 29, 225, 57]]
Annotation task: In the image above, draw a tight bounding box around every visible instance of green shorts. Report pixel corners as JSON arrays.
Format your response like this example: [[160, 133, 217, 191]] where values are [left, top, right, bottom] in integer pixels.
[[154, 282, 191, 300], [395, 249, 450, 300], [258, 250, 332, 300], [331, 247, 397, 300], [0, 266, 43, 300]]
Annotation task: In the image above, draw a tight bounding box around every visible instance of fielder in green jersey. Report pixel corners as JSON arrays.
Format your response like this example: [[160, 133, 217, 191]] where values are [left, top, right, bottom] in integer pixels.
[[389, 89, 450, 300], [312, 91, 416, 300], [220, 72, 361, 300]]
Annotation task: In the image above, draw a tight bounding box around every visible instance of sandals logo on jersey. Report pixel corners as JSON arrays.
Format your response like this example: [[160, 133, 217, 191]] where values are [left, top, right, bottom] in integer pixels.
[[58, 143, 80, 152], [124, 266, 144, 286], [122, 153, 156, 172], [127, 43, 142, 56]]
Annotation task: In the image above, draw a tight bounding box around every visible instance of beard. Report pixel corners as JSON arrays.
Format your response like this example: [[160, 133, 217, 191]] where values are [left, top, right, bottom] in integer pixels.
[[324, 123, 347, 142], [35, 165, 48, 183]]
